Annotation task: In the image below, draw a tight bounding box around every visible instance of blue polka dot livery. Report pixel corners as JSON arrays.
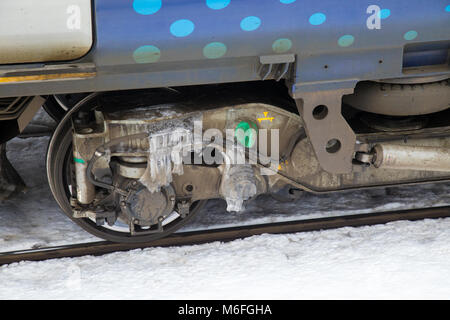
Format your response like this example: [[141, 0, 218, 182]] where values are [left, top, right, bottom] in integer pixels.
[[338, 35, 355, 47], [206, 0, 230, 10], [133, 0, 162, 15], [170, 19, 195, 37], [127, 1, 439, 64], [203, 42, 227, 59], [272, 38, 292, 53], [240, 16, 261, 32], [379, 8, 391, 19], [309, 13, 326, 26], [404, 30, 418, 41], [133, 45, 161, 63]]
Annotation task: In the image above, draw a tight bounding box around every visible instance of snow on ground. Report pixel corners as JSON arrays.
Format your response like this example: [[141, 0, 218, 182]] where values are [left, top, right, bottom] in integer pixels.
[[1, 218, 450, 299], [1, 110, 450, 299]]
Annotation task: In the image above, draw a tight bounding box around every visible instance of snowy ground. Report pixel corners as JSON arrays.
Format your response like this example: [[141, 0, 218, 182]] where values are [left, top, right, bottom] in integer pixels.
[[0, 111, 450, 299]]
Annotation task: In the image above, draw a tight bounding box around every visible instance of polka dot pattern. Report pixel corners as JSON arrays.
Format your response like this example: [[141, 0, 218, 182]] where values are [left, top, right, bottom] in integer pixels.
[[272, 38, 292, 53], [133, 0, 162, 15], [133, 45, 161, 63], [130, 1, 437, 63], [309, 13, 326, 26], [338, 35, 355, 47], [206, 0, 230, 10], [240, 16, 261, 31], [379, 8, 391, 19], [203, 42, 227, 59], [404, 30, 418, 41], [170, 19, 195, 37]]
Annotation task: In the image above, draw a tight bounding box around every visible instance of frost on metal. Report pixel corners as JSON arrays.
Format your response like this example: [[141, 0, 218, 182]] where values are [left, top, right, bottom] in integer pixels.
[[139, 128, 192, 193], [105, 108, 202, 193], [220, 164, 257, 212]]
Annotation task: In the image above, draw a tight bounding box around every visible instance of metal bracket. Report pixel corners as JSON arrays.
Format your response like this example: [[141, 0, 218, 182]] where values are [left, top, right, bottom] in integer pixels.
[[258, 54, 295, 81], [177, 201, 190, 218], [0, 95, 46, 144], [295, 88, 356, 174]]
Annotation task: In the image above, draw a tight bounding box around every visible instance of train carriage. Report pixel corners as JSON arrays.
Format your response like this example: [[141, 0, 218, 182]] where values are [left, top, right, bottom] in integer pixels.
[[0, 0, 449, 242]]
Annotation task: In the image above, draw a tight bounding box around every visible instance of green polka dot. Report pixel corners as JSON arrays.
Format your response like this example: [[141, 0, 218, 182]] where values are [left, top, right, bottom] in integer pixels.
[[338, 35, 355, 47], [133, 45, 161, 63], [203, 42, 227, 59], [404, 30, 418, 41], [272, 38, 292, 53]]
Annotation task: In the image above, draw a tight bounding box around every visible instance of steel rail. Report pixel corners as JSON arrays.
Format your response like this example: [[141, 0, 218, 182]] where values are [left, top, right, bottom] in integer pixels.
[[1, 205, 450, 266]]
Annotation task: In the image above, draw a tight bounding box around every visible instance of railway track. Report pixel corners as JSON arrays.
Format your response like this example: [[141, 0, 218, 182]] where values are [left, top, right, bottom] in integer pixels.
[[1, 205, 450, 266]]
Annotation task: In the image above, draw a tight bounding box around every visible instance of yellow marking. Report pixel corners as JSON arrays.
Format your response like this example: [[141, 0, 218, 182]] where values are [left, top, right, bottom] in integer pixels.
[[0, 72, 96, 84], [257, 111, 275, 123], [277, 160, 288, 171]]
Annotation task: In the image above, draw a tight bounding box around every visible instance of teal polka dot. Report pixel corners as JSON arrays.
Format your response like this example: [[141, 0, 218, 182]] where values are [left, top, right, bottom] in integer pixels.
[[133, 0, 162, 15], [272, 38, 292, 53], [445, 5, 450, 12], [170, 19, 195, 37], [404, 30, 418, 41], [206, 0, 230, 10], [280, 0, 296, 3], [133, 45, 161, 63], [240, 16, 261, 31], [338, 35, 355, 47], [309, 13, 326, 25], [379, 8, 391, 19], [203, 42, 227, 59]]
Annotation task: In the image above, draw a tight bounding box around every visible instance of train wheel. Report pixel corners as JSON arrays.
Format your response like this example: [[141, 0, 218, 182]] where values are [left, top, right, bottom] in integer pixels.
[[43, 94, 90, 121], [46, 93, 206, 243]]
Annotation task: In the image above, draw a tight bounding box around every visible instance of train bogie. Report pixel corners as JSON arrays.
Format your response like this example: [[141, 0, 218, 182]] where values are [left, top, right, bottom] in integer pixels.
[[0, 0, 449, 242]]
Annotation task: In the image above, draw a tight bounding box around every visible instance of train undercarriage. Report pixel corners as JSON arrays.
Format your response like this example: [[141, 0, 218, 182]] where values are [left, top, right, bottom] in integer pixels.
[[1, 78, 448, 242]]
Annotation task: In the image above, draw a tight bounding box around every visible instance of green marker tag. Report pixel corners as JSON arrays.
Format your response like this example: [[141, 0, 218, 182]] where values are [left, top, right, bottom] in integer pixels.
[[74, 157, 86, 164], [235, 121, 258, 148]]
